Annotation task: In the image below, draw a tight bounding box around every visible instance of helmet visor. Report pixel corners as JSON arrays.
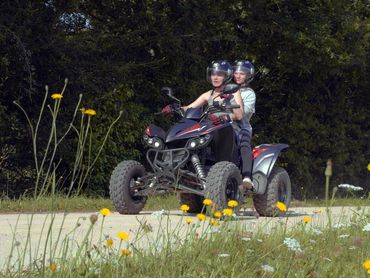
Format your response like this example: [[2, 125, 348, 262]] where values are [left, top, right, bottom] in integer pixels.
[[233, 65, 250, 74]]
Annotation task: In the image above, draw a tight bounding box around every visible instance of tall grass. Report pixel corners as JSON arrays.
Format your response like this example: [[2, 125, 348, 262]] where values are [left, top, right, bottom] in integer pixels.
[[2, 204, 370, 277]]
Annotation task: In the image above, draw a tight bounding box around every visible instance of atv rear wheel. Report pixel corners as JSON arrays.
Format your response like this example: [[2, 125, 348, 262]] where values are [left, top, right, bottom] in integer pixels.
[[253, 167, 291, 217], [178, 193, 204, 213], [205, 161, 243, 212], [109, 160, 147, 214]]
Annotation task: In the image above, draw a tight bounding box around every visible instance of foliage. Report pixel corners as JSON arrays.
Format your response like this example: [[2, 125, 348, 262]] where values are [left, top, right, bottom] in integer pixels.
[[0, 0, 369, 197]]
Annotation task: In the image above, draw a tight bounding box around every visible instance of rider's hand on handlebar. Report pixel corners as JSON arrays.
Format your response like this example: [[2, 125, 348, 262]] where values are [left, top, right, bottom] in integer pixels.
[[208, 113, 230, 125], [162, 104, 174, 114]]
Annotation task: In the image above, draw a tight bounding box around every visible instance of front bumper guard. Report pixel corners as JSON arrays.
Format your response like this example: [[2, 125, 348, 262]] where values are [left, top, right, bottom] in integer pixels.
[[146, 148, 190, 173]]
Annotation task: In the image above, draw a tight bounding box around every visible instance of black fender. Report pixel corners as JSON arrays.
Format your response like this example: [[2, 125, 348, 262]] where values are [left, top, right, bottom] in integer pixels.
[[251, 144, 288, 194]]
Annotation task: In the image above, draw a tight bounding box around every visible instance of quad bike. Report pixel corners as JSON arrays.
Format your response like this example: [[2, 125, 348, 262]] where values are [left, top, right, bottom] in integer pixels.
[[109, 84, 291, 216]]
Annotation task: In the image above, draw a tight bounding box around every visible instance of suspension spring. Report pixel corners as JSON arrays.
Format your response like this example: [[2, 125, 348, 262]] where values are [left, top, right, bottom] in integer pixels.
[[191, 154, 206, 180]]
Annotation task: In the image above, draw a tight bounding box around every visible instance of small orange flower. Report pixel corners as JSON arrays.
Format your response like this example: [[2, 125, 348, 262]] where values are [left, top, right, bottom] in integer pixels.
[[51, 93, 63, 100], [50, 263, 57, 272], [117, 231, 129, 240], [222, 208, 233, 216], [120, 249, 131, 256], [106, 239, 113, 247], [180, 204, 190, 212], [228, 200, 238, 208], [83, 108, 96, 116], [276, 201, 287, 212], [185, 217, 193, 224], [303, 216, 311, 224], [363, 259, 370, 270], [203, 199, 213, 206], [213, 211, 222, 218], [210, 218, 218, 226], [100, 208, 111, 217]]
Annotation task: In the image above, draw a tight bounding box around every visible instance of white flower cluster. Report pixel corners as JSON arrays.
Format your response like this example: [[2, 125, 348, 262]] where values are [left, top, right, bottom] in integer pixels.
[[283, 237, 302, 252], [338, 184, 363, 191], [261, 264, 275, 273], [311, 228, 323, 235], [151, 209, 166, 217], [363, 223, 370, 232]]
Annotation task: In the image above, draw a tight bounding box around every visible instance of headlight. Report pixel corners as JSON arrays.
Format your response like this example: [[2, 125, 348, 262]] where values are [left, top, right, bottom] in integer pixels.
[[186, 134, 212, 149], [143, 136, 164, 149]]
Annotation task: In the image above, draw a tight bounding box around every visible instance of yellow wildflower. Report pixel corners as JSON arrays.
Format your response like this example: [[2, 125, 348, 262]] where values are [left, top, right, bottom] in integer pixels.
[[83, 108, 96, 116], [222, 208, 233, 216], [303, 216, 311, 224], [51, 93, 63, 100], [80, 107, 86, 113], [203, 198, 213, 206], [120, 249, 131, 256], [367, 163, 370, 171], [228, 200, 238, 208], [106, 239, 113, 247], [213, 211, 222, 218], [197, 213, 206, 221], [276, 201, 287, 212], [117, 231, 129, 240], [210, 218, 218, 226], [100, 208, 111, 217], [180, 204, 190, 212], [185, 217, 193, 224], [363, 259, 370, 270], [50, 263, 57, 272]]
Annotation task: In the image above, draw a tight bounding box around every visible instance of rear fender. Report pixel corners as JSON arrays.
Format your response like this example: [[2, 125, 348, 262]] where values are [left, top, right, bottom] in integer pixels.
[[251, 144, 288, 194]]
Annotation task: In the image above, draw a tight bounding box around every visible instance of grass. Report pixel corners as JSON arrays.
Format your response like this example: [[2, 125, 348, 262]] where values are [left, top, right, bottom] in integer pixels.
[[2, 203, 370, 277], [0, 194, 368, 214], [0, 194, 179, 213]]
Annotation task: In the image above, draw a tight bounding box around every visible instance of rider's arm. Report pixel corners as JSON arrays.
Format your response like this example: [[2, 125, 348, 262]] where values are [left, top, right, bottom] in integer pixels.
[[241, 88, 256, 116], [231, 90, 244, 121], [182, 91, 210, 111]]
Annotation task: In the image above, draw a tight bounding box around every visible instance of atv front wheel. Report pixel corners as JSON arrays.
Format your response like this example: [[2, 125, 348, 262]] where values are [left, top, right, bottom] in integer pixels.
[[205, 161, 243, 212], [253, 167, 291, 217], [109, 160, 147, 214]]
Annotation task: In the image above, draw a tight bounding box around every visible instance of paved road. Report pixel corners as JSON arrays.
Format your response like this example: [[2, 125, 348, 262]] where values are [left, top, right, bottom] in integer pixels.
[[0, 206, 368, 268]]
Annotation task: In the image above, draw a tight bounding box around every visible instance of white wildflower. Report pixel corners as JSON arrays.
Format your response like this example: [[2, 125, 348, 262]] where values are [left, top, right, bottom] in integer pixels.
[[338, 184, 363, 191], [362, 223, 370, 232], [261, 264, 275, 273], [348, 246, 356, 250], [309, 239, 316, 244], [241, 237, 251, 241], [338, 234, 350, 238], [218, 253, 230, 257], [311, 228, 323, 235], [333, 223, 346, 229], [283, 237, 302, 252], [151, 209, 166, 217], [246, 248, 254, 253], [322, 257, 332, 262], [257, 239, 263, 243]]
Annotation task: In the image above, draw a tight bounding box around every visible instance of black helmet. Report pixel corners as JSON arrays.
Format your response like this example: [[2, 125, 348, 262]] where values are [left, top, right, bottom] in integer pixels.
[[206, 60, 233, 86], [233, 60, 255, 84]]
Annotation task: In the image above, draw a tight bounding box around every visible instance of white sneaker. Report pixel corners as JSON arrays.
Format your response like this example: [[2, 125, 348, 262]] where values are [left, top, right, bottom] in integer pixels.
[[239, 177, 253, 193]]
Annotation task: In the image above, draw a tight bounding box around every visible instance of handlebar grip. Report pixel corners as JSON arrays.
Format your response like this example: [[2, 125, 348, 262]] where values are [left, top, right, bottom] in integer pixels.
[[229, 104, 240, 109]]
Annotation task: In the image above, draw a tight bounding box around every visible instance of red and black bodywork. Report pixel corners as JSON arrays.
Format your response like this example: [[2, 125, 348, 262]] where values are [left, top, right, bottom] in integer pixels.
[[138, 89, 288, 198]]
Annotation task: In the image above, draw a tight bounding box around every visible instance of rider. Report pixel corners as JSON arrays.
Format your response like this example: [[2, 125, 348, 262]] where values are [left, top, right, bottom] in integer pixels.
[[233, 60, 256, 194], [182, 60, 244, 123]]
